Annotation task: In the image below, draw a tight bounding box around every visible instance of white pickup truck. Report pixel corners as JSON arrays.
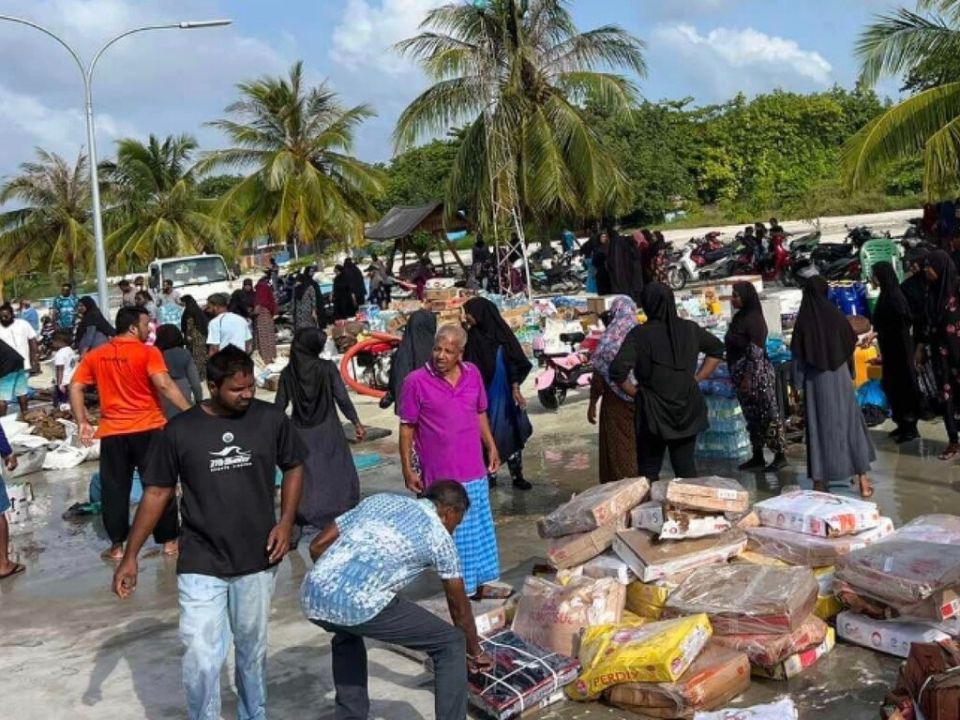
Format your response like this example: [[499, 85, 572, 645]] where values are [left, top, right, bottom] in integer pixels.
[[147, 253, 238, 300]]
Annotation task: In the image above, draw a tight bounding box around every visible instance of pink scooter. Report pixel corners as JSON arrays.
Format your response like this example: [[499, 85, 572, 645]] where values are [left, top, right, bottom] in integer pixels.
[[534, 331, 593, 410]]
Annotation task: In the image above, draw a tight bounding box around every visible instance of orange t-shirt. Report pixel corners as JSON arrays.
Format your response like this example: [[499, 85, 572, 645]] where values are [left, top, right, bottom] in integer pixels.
[[72, 337, 169, 437]]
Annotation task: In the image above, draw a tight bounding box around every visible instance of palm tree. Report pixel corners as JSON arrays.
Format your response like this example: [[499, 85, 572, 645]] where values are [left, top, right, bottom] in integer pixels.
[[200, 61, 384, 252], [101, 134, 228, 271], [845, 0, 960, 195], [0, 149, 93, 287], [395, 0, 646, 234]]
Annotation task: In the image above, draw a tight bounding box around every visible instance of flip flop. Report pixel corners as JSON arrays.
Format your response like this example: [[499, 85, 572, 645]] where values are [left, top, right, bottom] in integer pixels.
[[0, 562, 25, 580], [940, 446, 960, 462]]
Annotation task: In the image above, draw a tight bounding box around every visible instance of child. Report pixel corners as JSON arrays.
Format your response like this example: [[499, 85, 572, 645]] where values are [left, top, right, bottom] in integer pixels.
[[52, 330, 77, 408]]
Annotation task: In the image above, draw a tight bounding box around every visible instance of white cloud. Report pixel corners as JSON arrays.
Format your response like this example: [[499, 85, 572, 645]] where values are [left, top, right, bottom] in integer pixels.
[[651, 24, 833, 100], [330, 0, 445, 76]]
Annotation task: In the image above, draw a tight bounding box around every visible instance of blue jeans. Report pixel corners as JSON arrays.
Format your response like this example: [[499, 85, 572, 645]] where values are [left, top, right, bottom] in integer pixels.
[[178, 569, 277, 720]]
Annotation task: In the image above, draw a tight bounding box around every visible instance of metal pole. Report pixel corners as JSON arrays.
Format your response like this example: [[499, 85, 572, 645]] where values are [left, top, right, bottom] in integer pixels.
[[0, 16, 231, 313]]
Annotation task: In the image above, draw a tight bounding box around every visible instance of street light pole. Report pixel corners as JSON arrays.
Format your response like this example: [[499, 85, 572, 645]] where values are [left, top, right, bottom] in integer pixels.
[[0, 16, 231, 312]]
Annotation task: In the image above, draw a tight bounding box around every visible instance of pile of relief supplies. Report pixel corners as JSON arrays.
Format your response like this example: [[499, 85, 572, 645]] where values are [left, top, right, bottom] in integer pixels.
[[379, 475, 960, 719]]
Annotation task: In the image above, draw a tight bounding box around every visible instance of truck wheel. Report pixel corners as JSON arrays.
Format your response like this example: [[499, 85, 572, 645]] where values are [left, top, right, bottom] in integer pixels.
[[538, 386, 567, 410]]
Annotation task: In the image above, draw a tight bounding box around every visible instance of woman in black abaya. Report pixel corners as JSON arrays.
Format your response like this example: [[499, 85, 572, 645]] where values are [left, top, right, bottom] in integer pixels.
[[382, 310, 436, 412], [275, 327, 366, 543], [871, 262, 920, 442]]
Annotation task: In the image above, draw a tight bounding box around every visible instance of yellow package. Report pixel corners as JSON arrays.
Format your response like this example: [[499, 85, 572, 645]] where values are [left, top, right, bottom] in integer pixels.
[[620, 610, 647, 624], [567, 614, 713, 701], [628, 598, 664, 620], [814, 594, 843, 621], [733, 550, 790, 567], [626, 580, 671, 611]]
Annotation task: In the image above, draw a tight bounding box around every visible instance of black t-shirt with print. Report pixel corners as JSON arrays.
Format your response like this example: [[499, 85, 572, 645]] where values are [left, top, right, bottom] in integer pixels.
[[145, 399, 306, 577]]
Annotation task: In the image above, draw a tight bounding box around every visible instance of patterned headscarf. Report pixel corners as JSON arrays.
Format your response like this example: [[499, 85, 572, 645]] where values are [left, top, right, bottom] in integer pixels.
[[592, 295, 638, 401]]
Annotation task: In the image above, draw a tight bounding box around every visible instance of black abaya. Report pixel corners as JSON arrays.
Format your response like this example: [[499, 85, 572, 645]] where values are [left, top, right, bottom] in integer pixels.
[[872, 262, 920, 430]]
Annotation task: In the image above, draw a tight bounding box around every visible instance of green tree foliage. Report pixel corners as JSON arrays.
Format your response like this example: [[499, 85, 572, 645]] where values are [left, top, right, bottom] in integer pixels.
[[375, 138, 460, 214], [101, 134, 229, 271], [395, 0, 646, 236], [201, 61, 384, 251], [0, 149, 94, 285]]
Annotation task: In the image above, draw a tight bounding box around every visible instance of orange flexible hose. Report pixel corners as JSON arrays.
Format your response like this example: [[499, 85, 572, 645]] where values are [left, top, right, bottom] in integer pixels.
[[339, 333, 401, 398]]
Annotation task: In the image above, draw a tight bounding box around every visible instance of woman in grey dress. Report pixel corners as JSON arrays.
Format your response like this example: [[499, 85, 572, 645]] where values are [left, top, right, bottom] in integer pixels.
[[154, 325, 203, 418], [275, 327, 366, 543], [791, 276, 876, 497]]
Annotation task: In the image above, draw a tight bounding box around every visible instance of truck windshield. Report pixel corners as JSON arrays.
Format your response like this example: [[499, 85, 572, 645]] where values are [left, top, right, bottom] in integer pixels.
[[162, 257, 229, 287]]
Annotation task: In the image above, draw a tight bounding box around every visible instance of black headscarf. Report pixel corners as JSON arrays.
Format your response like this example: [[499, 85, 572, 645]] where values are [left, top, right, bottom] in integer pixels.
[[925, 250, 960, 328], [344, 258, 367, 302], [388, 310, 436, 412], [279, 327, 335, 427], [607, 231, 644, 301], [75, 296, 115, 346], [180, 295, 209, 335], [725, 282, 767, 367], [791, 275, 857, 372], [463, 297, 532, 386], [872, 261, 912, 328], [640, 282, 697, 370]]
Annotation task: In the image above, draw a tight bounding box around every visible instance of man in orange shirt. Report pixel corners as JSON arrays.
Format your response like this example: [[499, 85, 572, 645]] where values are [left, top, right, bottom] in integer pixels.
[[70, 306, 192, 560]]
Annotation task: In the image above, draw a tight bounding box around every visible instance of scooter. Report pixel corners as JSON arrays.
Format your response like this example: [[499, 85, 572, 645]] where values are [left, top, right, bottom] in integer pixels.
[[667, 233, 737, 291], [534, 331, 592, 410]]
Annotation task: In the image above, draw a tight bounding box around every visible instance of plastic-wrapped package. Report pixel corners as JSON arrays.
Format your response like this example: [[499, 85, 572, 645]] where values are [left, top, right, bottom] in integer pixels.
[[566, 614, 713, 700], [665, 477, 750, 513], [512, 576, 625, 657], [468, 630, 580, 720], [418, 595, 514, 637], [814, 594, 843, 621], [613, 529, 748, 583], [664, 565, 818, 635], [631, 502, 732, 540], [581, 552, 634, 585], [751, 627, 835, 680], [836, 610, 952, 658], [605, 643, 751, 719], [889, 514, 960, 545], [753, 490, 880, 538], [745, 517, 894, 566], [547, 520, 621, 570], [693, 698, 798, 720], [836, 539, 960, 605], [537, 477, 650, 538], [834, 578, 960, 623], [710, 614, 827, 668], [895, 640, 960, 720], [733, 550, 789, 568]]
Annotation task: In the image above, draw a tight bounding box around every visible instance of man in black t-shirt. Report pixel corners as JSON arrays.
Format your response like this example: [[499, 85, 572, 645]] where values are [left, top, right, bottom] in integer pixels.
[[112, 347, 305, 720]]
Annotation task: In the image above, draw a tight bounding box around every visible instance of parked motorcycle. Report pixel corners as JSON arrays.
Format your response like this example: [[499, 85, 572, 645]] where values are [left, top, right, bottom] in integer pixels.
[[534, 331, 592, 410], [667, 232, 737, 291], [789, 225, 870, 284], [529, 252, 585, 294]]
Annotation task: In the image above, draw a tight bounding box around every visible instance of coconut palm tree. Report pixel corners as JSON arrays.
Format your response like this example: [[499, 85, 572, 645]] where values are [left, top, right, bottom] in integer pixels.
[[101, 134, 229, 271], [395, 0, 646, 233], [200, 61, 384, 252], [0, 149, 93, 287], [845, 0, 960, 195]]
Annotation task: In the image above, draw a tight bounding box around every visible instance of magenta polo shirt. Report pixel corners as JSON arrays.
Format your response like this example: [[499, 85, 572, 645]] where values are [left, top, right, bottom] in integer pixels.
[[399, 361, 489, 487]]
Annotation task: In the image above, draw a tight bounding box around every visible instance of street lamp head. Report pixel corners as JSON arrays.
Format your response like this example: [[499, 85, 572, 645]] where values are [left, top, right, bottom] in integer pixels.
[[178, 19, 232, 29]]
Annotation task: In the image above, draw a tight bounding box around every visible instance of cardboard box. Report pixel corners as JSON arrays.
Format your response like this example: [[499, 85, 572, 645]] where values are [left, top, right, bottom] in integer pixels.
[[835, 611, 951, 658], [837, 539, 960, 606], [711, 615, 827, 669], [753, 490, 880, 538], [665, 565, 818, 635], [835, 578, 960, 623], [547, 521, 621, 570], [587, 296, 618, 315], [894, 514, 960, 545], [605, 643, 751, 718], [751, 627, 835, 680], [613, 529, 748, 583], [631, 502, 732, 540], [746, 517, 894, 566], [895, 640, 960, 720], [511, 576, 625, 657], [538, 476, 650, 538], [418, 596, 512, 638], [665, 477, 750, 514], [582, 552, 635, 585]]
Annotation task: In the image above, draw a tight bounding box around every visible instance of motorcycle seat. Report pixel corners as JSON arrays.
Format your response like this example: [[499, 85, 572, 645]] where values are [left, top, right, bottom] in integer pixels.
[[701, 247, 733, 263], [560, 332, 585, 345]]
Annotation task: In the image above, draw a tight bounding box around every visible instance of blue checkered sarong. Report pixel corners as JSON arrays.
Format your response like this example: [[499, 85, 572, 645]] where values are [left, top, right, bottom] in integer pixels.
[[453, 478, 500, 595]]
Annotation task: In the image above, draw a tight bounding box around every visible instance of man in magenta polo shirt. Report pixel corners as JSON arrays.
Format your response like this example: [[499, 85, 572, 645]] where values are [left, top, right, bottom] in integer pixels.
[[399, 323, 501, 597]]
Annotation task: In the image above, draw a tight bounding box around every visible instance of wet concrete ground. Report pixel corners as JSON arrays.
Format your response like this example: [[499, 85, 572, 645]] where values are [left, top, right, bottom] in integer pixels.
[[2, 383, 960, 719]]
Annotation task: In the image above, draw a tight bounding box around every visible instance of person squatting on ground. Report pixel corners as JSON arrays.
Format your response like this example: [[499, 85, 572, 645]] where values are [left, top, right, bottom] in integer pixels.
[[399, 323, 502, 598], [113, 347, 305, 720], [70, 306, 191, 560], [301, 482, 495, 720]]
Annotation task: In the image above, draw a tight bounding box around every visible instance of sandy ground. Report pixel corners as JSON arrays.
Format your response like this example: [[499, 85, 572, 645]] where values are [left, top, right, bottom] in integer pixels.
[[2, 368, 960, 719]]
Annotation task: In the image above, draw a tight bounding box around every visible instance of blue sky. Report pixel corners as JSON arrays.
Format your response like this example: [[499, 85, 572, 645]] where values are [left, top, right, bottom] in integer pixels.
[[0, 0, 906, 181]]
